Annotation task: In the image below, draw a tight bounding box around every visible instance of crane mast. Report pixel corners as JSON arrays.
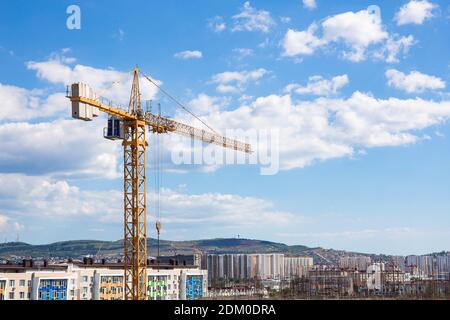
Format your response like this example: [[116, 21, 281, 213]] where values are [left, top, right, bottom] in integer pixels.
[[67, 67, 252, 300], [123, 68, 148, 300]]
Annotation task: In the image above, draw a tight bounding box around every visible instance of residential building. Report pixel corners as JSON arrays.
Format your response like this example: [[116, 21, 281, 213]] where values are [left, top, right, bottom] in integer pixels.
[[0, 259, 207, 300]]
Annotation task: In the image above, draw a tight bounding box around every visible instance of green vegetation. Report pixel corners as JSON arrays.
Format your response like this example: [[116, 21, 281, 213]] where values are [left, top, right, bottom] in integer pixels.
[[0, 238, 309, 259]]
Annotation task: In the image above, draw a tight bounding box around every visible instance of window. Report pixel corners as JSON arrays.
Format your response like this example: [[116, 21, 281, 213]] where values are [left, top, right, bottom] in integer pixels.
[[19, 280, 25, 287], [9, 280, 15, 287], [82, 287, 88, 294], [19, 292, 25, 299], [70, 290, 75, 296], [27, 292, 31, 299], [27, 281, 31, 287], [9, 292, 14, 300], [71, 279, 75, 285], [83, 276, 88, 282]]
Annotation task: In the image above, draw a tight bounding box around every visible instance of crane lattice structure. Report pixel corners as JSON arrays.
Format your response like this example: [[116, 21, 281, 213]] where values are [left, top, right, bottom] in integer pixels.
[[67, 67, 252, 300]]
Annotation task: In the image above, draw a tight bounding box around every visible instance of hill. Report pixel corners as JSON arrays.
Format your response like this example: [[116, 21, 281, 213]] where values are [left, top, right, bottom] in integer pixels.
[[2, 238, 429, 265], [0, 238, 309, 260]]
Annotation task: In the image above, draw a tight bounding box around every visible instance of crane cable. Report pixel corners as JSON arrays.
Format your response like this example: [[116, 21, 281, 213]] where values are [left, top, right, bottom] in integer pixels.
[[139, 71, 219, 134], [152, 104, 163, 259]]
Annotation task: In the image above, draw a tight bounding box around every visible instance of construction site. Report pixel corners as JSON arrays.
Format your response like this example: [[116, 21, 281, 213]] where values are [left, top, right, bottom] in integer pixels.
[[1, 2, 450, 314]]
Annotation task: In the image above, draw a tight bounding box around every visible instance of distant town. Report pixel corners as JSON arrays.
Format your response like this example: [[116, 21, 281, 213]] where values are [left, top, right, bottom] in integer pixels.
[[1, 238, 449, 300]]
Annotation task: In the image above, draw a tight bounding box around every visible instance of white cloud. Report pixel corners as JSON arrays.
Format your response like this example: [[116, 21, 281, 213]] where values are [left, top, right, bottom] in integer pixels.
[[160, 188, 295, 226], [283, 25, 324, 56], [0, 173, 296, 234], [0, 174, 121, 223], [0, 119, 120, 179], [187, 94, 227, 116], [232, 48, 254, 59], [0, 84, 67, 121], [303, 0, 317, 10], [283, 8, 397, 62], [395, 0, 437, 25], [285, 74, 349, 96], [208, 16, 226, 33], [5, 52, 450, 181], [232, 1, 275, 33], [174, 50, 203, 60], [0, 55, 165, 180], [27, 55, 159, 106], [321, 9, 388, 61], [376, 35, 415, 63], [0, 214, 23, 234], [386, 69, 446, 93], [181, 92, 450, 171], [216, 84, 241, 94], [211, 68, 268, 94]]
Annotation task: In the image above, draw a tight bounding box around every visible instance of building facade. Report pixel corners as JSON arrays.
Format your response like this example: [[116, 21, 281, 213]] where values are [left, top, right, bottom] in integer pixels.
[[283, 257, 313, 279], [0, 260, 207, 300], [205, 254, 313, 283], [339, 256, 372, 271]]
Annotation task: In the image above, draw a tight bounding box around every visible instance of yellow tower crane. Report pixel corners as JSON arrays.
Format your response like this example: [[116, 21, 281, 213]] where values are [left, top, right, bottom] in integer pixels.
[[67, 67, 252, 300]]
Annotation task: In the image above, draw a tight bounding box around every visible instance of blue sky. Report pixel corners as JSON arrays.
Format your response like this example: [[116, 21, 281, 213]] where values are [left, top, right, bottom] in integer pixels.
[[1, 0, 450, 255]]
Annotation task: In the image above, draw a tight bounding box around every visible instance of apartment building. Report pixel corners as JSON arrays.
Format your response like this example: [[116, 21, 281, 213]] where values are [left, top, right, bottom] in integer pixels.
[[205, 254, 313, 282], [339, 256, 372, 271], [283, 257, 313, 279], [406, 255, 450, 278], [0, 259, 207, 300]]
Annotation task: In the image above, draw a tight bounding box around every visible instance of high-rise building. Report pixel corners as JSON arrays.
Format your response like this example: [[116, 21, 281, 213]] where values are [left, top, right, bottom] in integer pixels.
[[205, 253, 313, 282], [339, 256, 372, 271], [283, 257, 313, 279], [405, 255, 450, 278]]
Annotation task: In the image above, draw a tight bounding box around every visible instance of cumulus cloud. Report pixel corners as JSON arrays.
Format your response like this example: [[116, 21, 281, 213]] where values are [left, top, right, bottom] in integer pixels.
[[211, 68, 268, 94], [160, 188, 295, 226], [285, 74, 349, 96], [0, 173, 297, 236], [283, 25, 324, 56], [179, 92, 450, 171], [5, 52, 450, 180], [0, 84, 67, 121], [395, 0, 437, 25], [386, 69, 446, 93], [0, 119, 120, 179], [187, 93, 227, 116], [303, 0, 317, 10], [27, 55, 159, 106], [174, 50, 203, 60], [0, 174, 121, 220], [232, 1, 275, 33], [283, 8, 413, 63]]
